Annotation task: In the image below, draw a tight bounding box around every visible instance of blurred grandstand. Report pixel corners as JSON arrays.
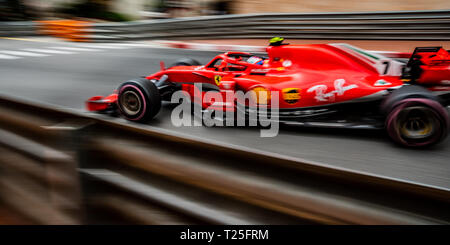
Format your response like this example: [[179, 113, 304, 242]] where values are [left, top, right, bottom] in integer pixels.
[[0, 0, 233, 21], [1, 0, 448, 21]]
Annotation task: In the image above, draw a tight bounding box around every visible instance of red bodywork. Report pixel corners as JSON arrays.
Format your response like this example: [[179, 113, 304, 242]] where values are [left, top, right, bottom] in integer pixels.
[[408, 47, 450, 85], [86, 93, 118, 111], [86, 44, 450, 113]]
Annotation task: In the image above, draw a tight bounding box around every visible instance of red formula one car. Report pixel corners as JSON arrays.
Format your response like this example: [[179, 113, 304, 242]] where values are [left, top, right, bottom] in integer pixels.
[[87, 38, 450, 147]]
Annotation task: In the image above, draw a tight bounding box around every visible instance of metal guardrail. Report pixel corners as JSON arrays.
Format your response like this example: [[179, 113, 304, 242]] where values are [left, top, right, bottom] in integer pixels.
[[0, 21, 40, 37], [0, 94, 449, 224], [88, 10, 450, 41], [1, 10, 449, 41], [0, 99, 81, 224]]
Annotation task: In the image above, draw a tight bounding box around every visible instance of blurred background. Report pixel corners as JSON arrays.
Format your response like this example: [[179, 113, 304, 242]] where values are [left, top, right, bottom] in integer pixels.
[[1, 0, 450, 21], [0, 1, 450, 225]]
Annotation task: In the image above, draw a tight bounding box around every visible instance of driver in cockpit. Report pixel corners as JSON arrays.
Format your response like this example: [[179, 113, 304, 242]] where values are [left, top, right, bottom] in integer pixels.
[[247, 56, 265, 65]]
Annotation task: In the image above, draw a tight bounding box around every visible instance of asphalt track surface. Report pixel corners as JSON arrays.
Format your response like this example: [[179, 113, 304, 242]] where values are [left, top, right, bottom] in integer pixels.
[[0, 37, 449, 189]]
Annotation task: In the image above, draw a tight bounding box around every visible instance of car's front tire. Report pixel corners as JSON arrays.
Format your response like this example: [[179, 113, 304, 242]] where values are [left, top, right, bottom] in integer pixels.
[[170, 58, 201, 68], [117, 78, 161, 122]]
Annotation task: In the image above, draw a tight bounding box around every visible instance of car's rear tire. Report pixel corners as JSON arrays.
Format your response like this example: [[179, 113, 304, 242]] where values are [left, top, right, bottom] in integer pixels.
[[117, 78, 161, 122], [170, 58, 201, 68], [385, 98, 449, 147]]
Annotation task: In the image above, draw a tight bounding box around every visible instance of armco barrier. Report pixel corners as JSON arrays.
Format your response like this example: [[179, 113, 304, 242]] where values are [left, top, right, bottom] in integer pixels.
[[0, 21, 40, 37], [0, 94, 449, 224], [1, 10, 449, 41], [87, 10, 450, 41]]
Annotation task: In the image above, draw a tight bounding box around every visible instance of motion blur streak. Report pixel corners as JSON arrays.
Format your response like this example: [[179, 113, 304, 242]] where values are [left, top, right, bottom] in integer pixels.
[[0, 38, 448, 189], [0, 37, 449, 224], [0, 0, 449, 224], [0, 94, 448, 224]]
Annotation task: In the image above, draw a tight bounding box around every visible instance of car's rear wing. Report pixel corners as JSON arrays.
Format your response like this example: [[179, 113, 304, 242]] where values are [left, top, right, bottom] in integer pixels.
[[406, 47, 447, 66], [403, 47, 450, 84]]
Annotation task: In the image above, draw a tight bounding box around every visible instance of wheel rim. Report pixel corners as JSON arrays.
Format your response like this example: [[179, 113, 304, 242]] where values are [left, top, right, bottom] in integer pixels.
[[120, 90, 142, 116], [397, 106, 437, 140]]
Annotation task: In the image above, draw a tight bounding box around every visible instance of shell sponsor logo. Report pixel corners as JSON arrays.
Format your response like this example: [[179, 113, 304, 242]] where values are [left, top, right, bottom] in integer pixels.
[[282, 88, 301, 104]]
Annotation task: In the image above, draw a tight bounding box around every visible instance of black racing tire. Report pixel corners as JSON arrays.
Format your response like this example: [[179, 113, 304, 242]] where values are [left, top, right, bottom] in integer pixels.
[[117, 78, 161, 123], [381, 85, 439, 115], [170, 58, 201, 68], [385, 98, 449, 147]]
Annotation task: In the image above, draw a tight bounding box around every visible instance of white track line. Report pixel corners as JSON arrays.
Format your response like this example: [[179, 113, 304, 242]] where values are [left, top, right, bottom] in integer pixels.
[[79, 44, 131, 49], [0, 53, 20, 59], [0, 50, 49, 57], [50, 46, 101, 52], [22, 48, 75, 54], [112, 43, 149, 47]]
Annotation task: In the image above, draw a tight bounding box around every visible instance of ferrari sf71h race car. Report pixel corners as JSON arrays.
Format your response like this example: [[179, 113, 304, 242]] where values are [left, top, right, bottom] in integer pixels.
[[86, 38, 450, 147]]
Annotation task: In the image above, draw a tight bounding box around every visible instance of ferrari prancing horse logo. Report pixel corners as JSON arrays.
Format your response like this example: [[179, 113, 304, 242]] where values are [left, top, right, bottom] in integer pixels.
[[214, 75, 222, 86]]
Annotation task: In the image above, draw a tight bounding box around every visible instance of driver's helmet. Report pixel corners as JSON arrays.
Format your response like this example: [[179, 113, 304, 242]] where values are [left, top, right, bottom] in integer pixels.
[[247, 56, 264, 65]]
